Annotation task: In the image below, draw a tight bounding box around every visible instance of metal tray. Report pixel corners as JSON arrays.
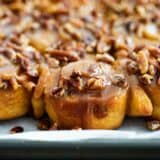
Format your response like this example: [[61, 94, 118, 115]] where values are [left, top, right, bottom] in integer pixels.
[[0, 117, 160, 159], [0, 138, 160, 159]]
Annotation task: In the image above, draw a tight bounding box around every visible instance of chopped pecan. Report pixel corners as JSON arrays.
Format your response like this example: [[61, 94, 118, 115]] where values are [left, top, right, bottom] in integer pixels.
[[70, 18, 84, 28], [45, 55, 59, 68], [87, 77, 105, 90], [112, 74, 128, 88], [0, 47, 16, 61], [96, 53, 115, 64], [127, 60, 139, 74], [16, 53, 29, 71], [114, 36, 127, 50], [86, 41, 97, 53], [147, 120, 160, 131], [97, 39, 110, 53], [148, 65, 156, 76], [139, 74, 153, 85], [63, 23, 81, 40], [125, 21, 137, 33], [148, 46, 160, 58], [136, 6, 146, 17], [116, 49, 129, 58], [137, 49, 149, 74], [130, 51, 138, 60], [47, 49, 79, 62], [37, 118, 51, 130], [70, 71, 81, 79], [143, 23, 158, 40], [27, 67, 38, 77], [10, 126, 24, 134], [69, 71, 84, 91]]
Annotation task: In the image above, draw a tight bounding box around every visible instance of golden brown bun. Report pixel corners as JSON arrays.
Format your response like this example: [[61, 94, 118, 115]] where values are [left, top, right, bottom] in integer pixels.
[[0, 87, 31, 120], [145, 85, 160, 120], [45, 89, 127, 129], [114, 58, 153, 117], [44, 60, 128, 129], [127, 85, 153, 116]]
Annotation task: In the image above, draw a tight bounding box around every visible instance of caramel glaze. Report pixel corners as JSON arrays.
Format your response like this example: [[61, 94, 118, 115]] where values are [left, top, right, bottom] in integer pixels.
[[0, 0, 160, 129]]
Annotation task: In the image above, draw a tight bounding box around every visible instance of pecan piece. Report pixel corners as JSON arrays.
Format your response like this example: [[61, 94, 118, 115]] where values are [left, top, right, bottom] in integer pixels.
[[10, 126, 24, 134], [127, 61, 139, 74], [139, 74, 153, 85], [16, 53, 30, 71], [86, 41, 97, 53], [148, 46, 160, 58], [112, 74, 128, 88], [97, 39, 110, 53], [69, 71, 84, 91], [37, 118, 51, 130], [96, 53, 115, 64], [137, 49, 149, 74], [63, 23, 81, 40], [116, 49, 128, 58], [87, 78, 105, 90], [143, 23, 158, 40], [115, 36, 127, 50], [148, 65, 156, 76], [147, 120, 160, 131], [47, 49, 79, 62]]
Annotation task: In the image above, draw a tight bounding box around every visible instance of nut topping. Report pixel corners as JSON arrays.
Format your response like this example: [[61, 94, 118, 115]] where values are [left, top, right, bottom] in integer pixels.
[[127, 60, 139, 74], [10, 126, 24, 134], [147, 120, 160, 131], [87, 77, 105, 90], [96, 53, 115, 64], [137, 49, 149, 74], [47, 49, 79, 62], [148, 46, 160, 58], [37, 118, 51, 130], [112, 74, 128, 88], [139, 74, 153, 85]]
